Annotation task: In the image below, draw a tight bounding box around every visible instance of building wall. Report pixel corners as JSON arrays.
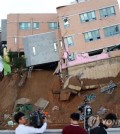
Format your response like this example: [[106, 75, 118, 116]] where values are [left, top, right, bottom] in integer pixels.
[[23, 32, 59, 67], [57, 0, 120, 53], [7, 14, 59, 52], [1, 19, 7, 42], [68, 56, 120, 79]]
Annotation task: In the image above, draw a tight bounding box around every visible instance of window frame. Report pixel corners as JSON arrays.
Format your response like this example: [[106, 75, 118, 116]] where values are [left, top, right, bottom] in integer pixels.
[[19, 22, 31, 30], [80, 10, 96, 23], [84, 29, 101, 42], [65, 36, 74, 47], [48, 22, 58, 30], [99, 6, 116, 18], [104, 25, 120, 37], [63, 17, 70, 28], [33, 22, 39, 30]]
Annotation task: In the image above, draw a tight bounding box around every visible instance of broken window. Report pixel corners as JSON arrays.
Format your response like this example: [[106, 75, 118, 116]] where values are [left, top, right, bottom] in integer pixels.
[[63, 17, 70, 28], [88, 49, 103, 56], [68, 53, 76, 61], [107, 44, 120, 52], [65, 36, 74, 47]]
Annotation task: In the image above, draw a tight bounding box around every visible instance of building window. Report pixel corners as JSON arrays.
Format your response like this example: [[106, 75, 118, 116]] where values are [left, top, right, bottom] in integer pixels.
[[80, 11, 96, 23], [84, 29, 100, 42], [68, 53, 76, 61], [63, 17, 70, 28], [99, 6, 116, 18], [48, 22, 58, 30], [19, 22, 31, 30], [65, 36, 74, 47], [104, 25, 120, 37], [19, 22, 39, 30], [33, 22, 39, 29]]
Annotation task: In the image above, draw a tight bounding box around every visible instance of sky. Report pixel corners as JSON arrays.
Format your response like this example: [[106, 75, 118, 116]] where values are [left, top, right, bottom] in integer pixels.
[[0, 0, 72, 20], [0, 0, 120, 21]]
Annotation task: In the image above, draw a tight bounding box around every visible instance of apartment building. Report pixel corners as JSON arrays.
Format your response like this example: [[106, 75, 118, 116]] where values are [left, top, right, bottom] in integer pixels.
[[57, 0, 120, 68], [7, 13, 59, 52]]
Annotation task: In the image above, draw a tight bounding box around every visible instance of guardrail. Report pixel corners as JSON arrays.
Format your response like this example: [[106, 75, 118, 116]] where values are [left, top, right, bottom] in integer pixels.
[[0, 128, 120, 134]]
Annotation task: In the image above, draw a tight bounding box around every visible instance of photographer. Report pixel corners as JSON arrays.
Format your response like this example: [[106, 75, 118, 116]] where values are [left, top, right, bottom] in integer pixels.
[[14, 112, 47, 134]]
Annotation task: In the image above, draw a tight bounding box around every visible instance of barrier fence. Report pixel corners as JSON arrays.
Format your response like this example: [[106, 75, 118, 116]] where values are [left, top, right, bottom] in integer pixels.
[[0, 128, 120, 134]]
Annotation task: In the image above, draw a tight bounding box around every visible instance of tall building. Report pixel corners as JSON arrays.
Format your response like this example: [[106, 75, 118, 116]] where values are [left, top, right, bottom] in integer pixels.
[[7, 13, 58, 52], [57, 0, 120, 68]]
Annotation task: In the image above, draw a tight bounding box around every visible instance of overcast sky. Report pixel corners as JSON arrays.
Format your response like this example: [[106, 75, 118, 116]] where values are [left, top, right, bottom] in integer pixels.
[[0, 0, 120, 21]]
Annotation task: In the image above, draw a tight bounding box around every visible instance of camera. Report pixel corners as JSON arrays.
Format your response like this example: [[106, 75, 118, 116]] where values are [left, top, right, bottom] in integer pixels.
[[30, 109, 46, 128]]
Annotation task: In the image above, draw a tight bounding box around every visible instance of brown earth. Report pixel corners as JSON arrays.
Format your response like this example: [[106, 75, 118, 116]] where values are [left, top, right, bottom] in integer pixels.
[[0, 70, 120, 129]]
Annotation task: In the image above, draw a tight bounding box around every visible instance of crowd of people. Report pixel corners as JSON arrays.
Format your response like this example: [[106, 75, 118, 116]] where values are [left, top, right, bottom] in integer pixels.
[[14, 111, 117, 134]]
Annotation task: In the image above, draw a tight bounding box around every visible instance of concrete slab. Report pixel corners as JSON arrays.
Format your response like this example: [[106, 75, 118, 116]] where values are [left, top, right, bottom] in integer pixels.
[[34, 98, 49, 110]]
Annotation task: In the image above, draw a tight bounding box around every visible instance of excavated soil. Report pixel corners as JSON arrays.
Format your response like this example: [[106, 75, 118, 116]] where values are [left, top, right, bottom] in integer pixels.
[[0, 70, 120, 129]]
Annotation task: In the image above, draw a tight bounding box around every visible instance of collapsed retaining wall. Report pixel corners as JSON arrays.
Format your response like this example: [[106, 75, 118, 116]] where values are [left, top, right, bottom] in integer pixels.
[[68, 56, 120, 79]]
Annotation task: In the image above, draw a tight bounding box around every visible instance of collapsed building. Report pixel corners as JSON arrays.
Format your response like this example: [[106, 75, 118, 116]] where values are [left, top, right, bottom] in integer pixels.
[[0, 0, 120, 130], [1, 0, 119, 93]]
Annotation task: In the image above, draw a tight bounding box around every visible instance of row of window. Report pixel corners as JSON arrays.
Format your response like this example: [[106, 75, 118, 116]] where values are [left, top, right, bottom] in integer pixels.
[[63, 6, 116, 28], [65, 25, 120, 46], [19, 22, 58, 30]]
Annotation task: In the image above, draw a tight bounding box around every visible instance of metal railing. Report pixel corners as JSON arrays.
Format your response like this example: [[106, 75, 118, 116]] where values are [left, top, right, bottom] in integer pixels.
[[0, 128, 120, 134]]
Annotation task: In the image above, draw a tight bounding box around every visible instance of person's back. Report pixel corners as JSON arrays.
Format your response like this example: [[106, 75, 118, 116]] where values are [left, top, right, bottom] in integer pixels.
[[63, 124, 87, 134], [62, 113, 87, 134], [90, 125, 107, 134]]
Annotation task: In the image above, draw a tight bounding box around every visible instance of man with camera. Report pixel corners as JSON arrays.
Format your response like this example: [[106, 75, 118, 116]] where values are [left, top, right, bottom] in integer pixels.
[[14, 112, 47, 134]]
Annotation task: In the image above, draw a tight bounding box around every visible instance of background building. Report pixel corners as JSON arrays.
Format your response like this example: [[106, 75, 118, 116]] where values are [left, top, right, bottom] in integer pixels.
[[7, 13, 59, 52]]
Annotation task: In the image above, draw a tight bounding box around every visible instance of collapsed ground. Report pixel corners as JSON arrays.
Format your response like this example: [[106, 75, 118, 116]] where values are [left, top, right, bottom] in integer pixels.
[[0, 69, 120, 129]]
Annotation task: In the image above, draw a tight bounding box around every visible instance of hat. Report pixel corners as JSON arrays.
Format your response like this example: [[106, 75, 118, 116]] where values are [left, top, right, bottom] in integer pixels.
[[88, 115, 100, 128]]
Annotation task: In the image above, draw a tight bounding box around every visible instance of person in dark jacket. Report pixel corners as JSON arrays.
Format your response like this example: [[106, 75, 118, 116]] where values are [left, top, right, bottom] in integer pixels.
[[62, 113, 87, 134], [88, 115, 107, 134], [88, 113, 117, 134]]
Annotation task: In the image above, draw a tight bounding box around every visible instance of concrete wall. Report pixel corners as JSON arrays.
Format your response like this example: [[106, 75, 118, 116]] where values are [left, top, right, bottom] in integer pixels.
[[68, 56, 120, 79], [23, 32, 59, 67], [0, 128, 120, 134]]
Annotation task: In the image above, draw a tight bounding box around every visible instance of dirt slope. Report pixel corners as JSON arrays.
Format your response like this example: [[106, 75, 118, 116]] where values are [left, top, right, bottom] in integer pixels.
[[0, 70, 120, 129]]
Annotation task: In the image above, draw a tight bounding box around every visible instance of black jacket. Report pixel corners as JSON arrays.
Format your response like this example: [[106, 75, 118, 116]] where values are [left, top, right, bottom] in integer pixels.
[[90, 123, 107, 134]]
